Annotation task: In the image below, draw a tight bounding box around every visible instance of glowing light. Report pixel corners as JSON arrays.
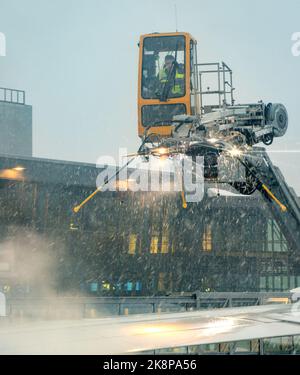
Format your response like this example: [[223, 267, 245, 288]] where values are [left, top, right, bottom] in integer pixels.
[[152, 147, 169, 156], [116, 180, 129, 190], [208, 138, 218, 144], [199, 318, 235, 337], [228, 147, 242, 157], [13, 166, 26, 171], [69, 223, 79, 231], [0, 168, 24, 180], [102, 282, 110, 290], [267, 297, 289, 304], [116, 179, 135, 190], [158, 156, 169, 166], [141, 327, 164, 334]]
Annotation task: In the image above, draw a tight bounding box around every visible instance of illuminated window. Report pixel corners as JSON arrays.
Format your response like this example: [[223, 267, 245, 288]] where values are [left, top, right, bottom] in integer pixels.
[[135, 281, 142, 291], [161, 235, 169, 254], [202, 225, 212, 252], [90, 282, 98, 292], [102, 281, 110, 291], [150, 236, 159, 254], [128, 234, 137, 255], [125, 282, 133, 292]]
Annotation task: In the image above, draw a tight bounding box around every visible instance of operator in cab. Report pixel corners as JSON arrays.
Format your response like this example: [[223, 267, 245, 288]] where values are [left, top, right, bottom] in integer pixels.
[[157, 54, 185, 98]]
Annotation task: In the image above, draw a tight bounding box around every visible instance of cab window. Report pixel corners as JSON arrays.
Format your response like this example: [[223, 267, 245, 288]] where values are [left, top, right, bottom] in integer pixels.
[[142, 35, 186, 100]]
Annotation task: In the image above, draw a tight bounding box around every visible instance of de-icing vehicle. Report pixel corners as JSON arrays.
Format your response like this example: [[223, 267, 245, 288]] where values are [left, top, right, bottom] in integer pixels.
[[73, 32, 300, 252]]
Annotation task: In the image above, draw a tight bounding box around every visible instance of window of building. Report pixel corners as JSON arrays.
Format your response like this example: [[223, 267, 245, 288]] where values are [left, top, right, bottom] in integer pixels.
[[259, 276, 266, 291], [202, 343, 219, 353], [150, 236, 159, 254], [161, 235, 169, 254], [101, 282, 110, 291], [155, 346, 188, 354], [281, 336, 293, 353], [187, 345, 202, 355], [267, 276, 274, 290], [135, 281, 142, 292], [294, 335, 300, 354], [90, 282, 98, 292], [274, 276, 281, 290], [202, 224, 212, 252], [234, 340, 251, 353], [128, 234, 137, 255], [219, 342, 230, 353], [282, 276, 288, 290], [250, 339, 260, 353], [290, 276, 295, 289], [125, 282, 133, 292], [263, 337, 282, 353], [267, 220, 288, 252], [267, 219, 273, 251]]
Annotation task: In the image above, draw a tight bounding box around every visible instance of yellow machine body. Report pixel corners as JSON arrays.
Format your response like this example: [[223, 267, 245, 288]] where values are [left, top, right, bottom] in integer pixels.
[[137, 32, 200, 137]]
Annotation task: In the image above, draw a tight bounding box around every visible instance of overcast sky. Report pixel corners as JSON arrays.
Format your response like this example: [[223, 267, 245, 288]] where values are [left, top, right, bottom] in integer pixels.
[[0, 0, 300, 192]]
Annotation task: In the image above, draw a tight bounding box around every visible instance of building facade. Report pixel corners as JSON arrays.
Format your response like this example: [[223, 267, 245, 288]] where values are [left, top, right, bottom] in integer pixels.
[[0, 154, 298, 298], [0, 87, 32, 157]]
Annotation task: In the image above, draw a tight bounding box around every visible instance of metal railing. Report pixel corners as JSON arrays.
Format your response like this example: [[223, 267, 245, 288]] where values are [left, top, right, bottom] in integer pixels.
[[2, 292, 292, 321], [196, 62, 234, 112], [0, 87, 25, 105], [149, 334, 300, 355]]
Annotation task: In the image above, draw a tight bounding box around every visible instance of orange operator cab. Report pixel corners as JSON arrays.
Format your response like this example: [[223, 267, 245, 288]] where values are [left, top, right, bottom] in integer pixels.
[[137, 32, 200, 138]]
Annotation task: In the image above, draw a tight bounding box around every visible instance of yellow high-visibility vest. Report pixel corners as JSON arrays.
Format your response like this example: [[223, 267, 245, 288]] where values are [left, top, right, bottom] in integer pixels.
[[158, 67, 184, 95]]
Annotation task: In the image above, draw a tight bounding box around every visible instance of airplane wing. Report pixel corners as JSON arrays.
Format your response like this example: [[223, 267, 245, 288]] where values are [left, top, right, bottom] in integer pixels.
[[1, 302, 300, 354]]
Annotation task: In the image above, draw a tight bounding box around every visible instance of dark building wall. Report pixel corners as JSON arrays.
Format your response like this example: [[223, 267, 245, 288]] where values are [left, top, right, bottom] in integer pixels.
[[0, 155, 296, 297], [0, 101, 32, 157]]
